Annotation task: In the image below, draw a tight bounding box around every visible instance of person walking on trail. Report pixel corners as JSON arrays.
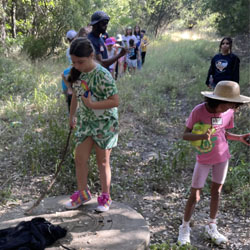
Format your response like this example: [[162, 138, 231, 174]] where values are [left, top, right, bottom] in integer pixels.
[[66, 30, 77, 64], [140, 29, 149, 65], [177, 81, 250, 246], [115, 34, 125, 78], [87, 10, 126, 70], [64, 38, 119, 212], [134, 25, 142, 70], [77, 25, 92, 38], [127, 39, 139, 74], [122, 26, 137, 48], [105, 37, 117, 79], [122, 26, 137, 73], [61, 29, 77, 112], [205, 37, 240, 89]]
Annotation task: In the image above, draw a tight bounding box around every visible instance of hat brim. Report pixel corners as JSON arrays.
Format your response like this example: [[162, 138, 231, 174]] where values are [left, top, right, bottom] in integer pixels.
[[90, 20, 99, 25], [90, 18, 110, 26], [201, 91, 250, 103]]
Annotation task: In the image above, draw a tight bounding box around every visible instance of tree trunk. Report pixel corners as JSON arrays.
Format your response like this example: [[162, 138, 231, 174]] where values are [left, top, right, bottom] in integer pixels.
[[0, 0, 7, 55], [11, 0, 17, 38]]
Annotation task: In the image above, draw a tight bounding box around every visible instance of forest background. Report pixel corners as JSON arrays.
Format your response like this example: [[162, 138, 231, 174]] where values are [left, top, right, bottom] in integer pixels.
[[0, 0, 250, 249], [0, 0, 249, 58]]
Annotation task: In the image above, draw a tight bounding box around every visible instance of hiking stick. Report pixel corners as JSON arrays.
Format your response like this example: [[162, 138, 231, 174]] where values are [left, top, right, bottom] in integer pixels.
[[25, 128, 72, 215]]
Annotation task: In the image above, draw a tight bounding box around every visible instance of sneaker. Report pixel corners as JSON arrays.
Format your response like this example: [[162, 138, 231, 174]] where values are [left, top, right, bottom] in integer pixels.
[[204, 223, 228, 245], [65, 189, 91, 209], [177, 225, 191, 245], [95, 193, 112, 212]]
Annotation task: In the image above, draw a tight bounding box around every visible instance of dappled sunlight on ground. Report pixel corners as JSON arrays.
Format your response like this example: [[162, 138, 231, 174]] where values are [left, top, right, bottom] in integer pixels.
[[172, 30, 202, 41], [161, 30, 219, 42]]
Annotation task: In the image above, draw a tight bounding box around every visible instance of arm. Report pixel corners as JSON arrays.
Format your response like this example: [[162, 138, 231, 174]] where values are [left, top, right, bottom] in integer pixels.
[[69, 91, 78, 128], [81, 93, 119, 110], [142, 37, 150, 47], [205, 58, 214, 87], [144, 41, 150, 46], [205, 66, 213, 87], [225, 131, 250, 146], [62, 73, 73, 94], [183, 126, 214, 141], [95, 48, 127, 68], [232, 56, 240, 83]]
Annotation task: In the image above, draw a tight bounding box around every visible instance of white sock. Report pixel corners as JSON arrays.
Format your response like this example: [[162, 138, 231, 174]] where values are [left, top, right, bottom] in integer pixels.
[[209, 218, 216, 224], [182, 219, 190, 227]]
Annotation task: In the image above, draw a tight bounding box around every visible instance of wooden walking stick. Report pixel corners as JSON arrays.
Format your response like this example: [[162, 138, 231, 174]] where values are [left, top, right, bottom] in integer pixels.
[[25, 128, 72, 215]]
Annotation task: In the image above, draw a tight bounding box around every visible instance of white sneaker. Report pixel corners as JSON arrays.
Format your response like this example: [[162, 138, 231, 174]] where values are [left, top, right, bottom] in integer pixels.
[[177, 225, 191, 245], [204, 223, 228, 245]]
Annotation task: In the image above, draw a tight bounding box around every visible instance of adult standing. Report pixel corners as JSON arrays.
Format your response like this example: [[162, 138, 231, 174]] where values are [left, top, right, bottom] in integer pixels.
[[122, 26, 137, 48], [88, 11, 126, 69], [134, 25, 142, 70], [205, 37, 240, 89], [122, 26, 137, 73]]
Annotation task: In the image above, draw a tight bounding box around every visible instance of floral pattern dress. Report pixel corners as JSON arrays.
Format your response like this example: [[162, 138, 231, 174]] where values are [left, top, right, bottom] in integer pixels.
[[72, 64, 118, 149]]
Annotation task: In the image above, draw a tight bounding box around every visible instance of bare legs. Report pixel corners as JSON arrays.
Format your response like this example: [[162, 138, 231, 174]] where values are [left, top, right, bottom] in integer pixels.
[[184, 188, 201, 222], [74, 137, 112, 194], [210, 182, 223, 219], [183, 182, 223, 223], [75, 137, 94, 191], [95, 144, 112, 194]]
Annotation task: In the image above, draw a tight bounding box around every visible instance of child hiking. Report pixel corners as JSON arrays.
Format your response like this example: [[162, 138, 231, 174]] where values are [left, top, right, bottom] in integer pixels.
[[65, 37, 119, 212], [178, 81, 250, 246], [205, 37, 240, 89], [127, 39, 139, 74], [105, 37, 117, 79], [61, 29, 77, 112]]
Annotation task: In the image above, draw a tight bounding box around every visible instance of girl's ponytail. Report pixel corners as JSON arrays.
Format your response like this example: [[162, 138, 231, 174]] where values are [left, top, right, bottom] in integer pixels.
[[69, 37, 94, 83], [68, 67, 81, 84]]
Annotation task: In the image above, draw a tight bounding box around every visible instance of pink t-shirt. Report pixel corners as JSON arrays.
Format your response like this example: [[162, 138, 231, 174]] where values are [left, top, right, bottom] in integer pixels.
[[186, 103, 234, 164]]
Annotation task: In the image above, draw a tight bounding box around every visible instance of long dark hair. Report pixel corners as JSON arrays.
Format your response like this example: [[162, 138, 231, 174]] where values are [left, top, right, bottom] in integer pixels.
[[68, 38, 94, 83], [134, 25, 141, 36], [125, 27, 132, 36], [219, 37, 233, 54]]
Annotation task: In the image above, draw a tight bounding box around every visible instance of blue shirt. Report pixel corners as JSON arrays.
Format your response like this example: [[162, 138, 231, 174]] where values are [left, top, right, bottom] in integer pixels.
[[88, 32, 108, 60], [61, 67, 71, 91]]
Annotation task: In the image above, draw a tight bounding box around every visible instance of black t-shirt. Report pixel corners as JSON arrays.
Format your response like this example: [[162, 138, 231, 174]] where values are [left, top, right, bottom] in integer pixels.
[[206, 53, 240, 86], [88, 32, 108, 60]]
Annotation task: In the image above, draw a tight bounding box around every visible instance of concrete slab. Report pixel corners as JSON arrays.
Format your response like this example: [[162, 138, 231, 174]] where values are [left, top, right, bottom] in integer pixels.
[[0, 196, 150, 250]]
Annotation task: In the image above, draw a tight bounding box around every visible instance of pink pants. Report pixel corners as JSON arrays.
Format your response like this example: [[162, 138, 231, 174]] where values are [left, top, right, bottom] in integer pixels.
[[191, 160, 229, 189]]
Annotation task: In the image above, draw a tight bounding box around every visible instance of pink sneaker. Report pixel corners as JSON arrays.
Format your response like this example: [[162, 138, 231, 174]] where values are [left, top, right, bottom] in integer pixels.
[[65, 189, 91, 209], [96, 193, 112, 212]]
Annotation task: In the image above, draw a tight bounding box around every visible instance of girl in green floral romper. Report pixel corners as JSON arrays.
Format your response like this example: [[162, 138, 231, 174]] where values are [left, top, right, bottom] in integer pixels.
[[65, 38, 119, 212]]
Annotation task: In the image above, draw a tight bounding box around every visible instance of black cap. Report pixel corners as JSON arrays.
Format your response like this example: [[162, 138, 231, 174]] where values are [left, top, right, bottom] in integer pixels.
[[90, 11, 110, 25]]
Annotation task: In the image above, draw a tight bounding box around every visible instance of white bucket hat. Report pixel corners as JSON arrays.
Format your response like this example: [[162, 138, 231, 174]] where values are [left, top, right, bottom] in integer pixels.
[[201, 81, 250, 103], [66, 30, 77, 40]]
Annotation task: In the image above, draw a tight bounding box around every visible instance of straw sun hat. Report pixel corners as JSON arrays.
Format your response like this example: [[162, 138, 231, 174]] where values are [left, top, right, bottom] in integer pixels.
[[201, 81, 250, 103]]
